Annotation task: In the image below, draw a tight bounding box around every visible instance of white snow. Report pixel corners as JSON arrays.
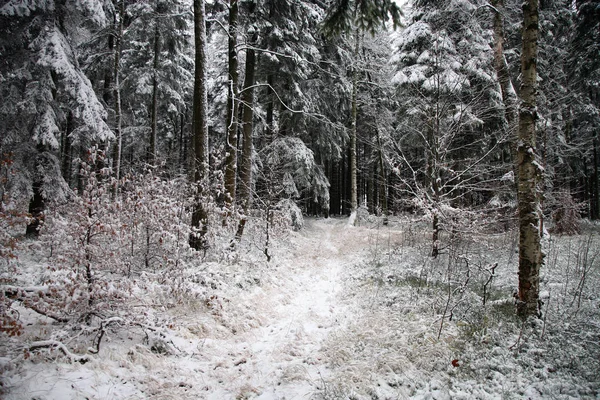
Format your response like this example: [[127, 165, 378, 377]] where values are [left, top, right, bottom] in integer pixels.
[[2, 217, 600, 399]]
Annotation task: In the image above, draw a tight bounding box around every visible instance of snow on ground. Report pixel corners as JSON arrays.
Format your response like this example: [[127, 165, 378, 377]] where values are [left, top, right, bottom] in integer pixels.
[[2, 217, 600, 399], [2, 218, 369, 399]]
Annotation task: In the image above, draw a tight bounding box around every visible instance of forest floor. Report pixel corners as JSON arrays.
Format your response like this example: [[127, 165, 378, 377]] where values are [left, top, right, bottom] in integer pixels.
[[2, 216, 600, 399]]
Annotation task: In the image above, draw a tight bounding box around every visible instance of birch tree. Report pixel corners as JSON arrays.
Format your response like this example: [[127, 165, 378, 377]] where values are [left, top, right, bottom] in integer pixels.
[[516, 0, 544, 318]]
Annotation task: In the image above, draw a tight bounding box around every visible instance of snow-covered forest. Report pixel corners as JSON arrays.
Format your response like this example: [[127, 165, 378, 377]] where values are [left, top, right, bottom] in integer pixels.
[[1, 0, 599, 398]]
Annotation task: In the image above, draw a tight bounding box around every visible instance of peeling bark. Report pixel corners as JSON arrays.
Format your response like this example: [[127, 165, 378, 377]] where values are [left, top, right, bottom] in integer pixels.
[[517, 0, 544, 318]]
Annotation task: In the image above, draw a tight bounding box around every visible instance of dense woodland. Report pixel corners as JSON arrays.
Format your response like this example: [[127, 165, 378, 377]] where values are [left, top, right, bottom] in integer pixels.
[[0, 0, 600, 397]]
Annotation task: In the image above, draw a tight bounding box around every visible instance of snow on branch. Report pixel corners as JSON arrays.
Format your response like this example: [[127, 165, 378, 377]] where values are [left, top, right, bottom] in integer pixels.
[[27, 340, 92, 364]]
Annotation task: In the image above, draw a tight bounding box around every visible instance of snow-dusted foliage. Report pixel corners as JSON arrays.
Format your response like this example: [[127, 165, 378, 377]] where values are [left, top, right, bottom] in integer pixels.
[[0, 0, 112, 205], [260, 136, 330, 210], [313, 218, 600, 399], [389, 0, 509, 253], [115, 0, 193, 163]]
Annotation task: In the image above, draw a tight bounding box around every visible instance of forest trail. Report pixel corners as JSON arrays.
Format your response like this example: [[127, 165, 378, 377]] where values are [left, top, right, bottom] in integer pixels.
[[202, 217, 372, 399]]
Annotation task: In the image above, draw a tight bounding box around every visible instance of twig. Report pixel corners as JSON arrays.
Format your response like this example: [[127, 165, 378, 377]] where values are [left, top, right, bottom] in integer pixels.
[[482, 263, 498, 306], [509, 319, 526, 352], [4, 286, 70, 323]]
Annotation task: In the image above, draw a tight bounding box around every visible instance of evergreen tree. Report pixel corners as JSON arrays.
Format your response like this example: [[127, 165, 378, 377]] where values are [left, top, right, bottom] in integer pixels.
[[390, 0, 503, 256], [189, 0, 209, 251], [0, 0, 112, 236]]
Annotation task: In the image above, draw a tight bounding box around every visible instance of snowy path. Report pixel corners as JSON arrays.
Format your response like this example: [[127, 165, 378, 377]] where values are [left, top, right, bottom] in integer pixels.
[[201, 218, 363, 399], [5, 217, 371, 400]]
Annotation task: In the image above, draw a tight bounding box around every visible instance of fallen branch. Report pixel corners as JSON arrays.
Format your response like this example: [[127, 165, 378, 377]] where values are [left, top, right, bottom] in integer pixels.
[[27, 340, 92, 364]]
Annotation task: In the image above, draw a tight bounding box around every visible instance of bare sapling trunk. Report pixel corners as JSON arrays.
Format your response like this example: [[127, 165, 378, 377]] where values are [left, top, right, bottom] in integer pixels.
[[224, 0, 239, 208], [517, 0, 544, 318]]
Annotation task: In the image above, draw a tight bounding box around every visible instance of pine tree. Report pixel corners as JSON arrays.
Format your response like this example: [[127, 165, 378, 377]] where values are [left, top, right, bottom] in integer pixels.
[[322, 0, 402, 223], [390, 0, 502, 256], [0, 0, 113, 236], [189, 0, 210, 251]]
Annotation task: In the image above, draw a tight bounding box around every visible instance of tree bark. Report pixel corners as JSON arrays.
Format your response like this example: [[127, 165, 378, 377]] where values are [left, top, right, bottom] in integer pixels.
[[235, 23, 257, 241], [491, 0, 519, 195], [189, 0, 210, 251], [375, 125, 388, 225], [61, 111, 73, 186], [111, 0, 124, 184], [349, 31, 360, 222], [517, 0, 543, 318], [224, 0, 239, 207], [592, 137, 599, 219], [149, 14, 161, 166], [26, 165, 45, 237]]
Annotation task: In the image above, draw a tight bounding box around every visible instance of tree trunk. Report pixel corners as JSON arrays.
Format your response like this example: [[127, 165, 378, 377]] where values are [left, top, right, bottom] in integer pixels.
[[26, 160, 45, 237], [517, 0, 543, 318], [224, 0, 239, 207], [349, 31, 360, 222], [375, 126, 388, 224], [491, 0, 519, 162], [111, 0, 124, 184], [149, 15, 160, 166], [591, 137, 599, 219], [265, 74, 275, 143], [61, 111, 73, 186], [427, 120, 441, 258], [235, 23, 257, 241], [431, 213, 439, 258], [189, 0, 210, 251]]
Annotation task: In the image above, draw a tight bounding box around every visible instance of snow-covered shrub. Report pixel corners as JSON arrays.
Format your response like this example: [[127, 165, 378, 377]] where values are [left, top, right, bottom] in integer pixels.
[[119, 169, 192, 276], [275, 198, 304, 231], [40, 151, 130, 322], [0, 154, 29, 337], [259, 136, 330, 213]]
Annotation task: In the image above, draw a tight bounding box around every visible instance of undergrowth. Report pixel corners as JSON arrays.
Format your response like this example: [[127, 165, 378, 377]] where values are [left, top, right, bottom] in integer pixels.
[[313, 215, 600, 399]]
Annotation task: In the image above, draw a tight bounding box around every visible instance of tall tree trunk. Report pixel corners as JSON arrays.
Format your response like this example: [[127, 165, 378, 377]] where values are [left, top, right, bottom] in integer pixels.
[[61, 111, 73, 186], [265, 74, 275, 142], [189, 0, 210, 251], [517, 0, 543, 318], [491, 0, 519, 193], [112, 0, 124, 184], [427, 118, 441, 258], [349, 31, 360, 222], [234, 24, 257, 241], [149, 15, 161, 166], [375, 125, 388, 225], [224, 0, 239, 207], [179, 112, 186, 172], [26, 148, 46, 238], [592, 137, 599, 219], [103, 33, 114, 105]]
